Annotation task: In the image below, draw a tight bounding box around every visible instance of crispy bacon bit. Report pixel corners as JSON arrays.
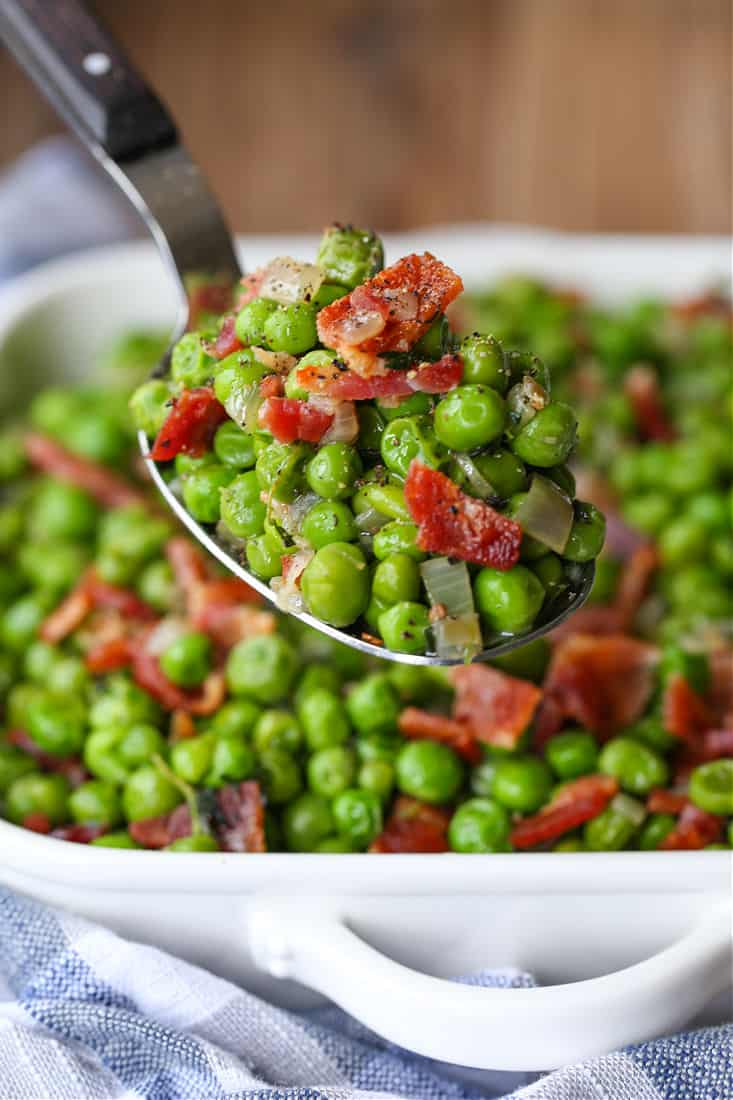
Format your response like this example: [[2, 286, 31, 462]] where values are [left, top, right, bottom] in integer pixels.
[[25, 432, 146, 509], [709, 647, 733, 721], [151, 386, 228, 462], [51, 823, 107, 844], [130, 803, 193, 849], [535, 634, 658, 745], [236, 269, 265, 308], [659, 803, 724, 850], [647, 789, 689, 815], [166, 537, 210, 592], [361, 631, 384, 646], [211, 315, 243, 360], [317, 253, 463, 375], [370, 796, 450, 853], [398, 707, 482, 764], [85, 636, 134, 674], [258, 396, 334, 444], [85, 571, 156, 621], [189, 579, 272, 648], [23, 812, 51, 834], [672, 291, 732, 324], [451, 664, 542, 750], [624, 364, 676, 442], [510, 775, 619, 849], [6, 729, 89, 786], [259, 375, 285, 400], [170, 709, 197, 742], [41, 570, 154, 647], [216, 780, 266, 852], [186, 670, 228, 716], [662, 673, 714, 744], [296, 353, 463, 401], [405, 462, 522, 570], [187, 280, 234, 329], [40, 583, 94, 643], [613, 543, 660, 627]]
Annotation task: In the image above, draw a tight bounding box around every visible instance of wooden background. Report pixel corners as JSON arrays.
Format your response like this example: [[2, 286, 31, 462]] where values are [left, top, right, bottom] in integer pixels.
[[1, 0, 730, 234]]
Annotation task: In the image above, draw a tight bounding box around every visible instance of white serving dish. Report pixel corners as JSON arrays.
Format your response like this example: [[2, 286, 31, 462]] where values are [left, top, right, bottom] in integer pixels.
[[0, 230, 731, 1073]]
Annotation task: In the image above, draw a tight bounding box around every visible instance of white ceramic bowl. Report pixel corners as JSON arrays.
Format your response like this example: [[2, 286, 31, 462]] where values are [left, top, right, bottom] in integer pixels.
[[0, 231, 731, 1072]]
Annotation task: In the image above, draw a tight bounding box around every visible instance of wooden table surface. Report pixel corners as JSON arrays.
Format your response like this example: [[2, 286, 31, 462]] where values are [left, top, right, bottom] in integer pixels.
[[1, 0, 730, 235]]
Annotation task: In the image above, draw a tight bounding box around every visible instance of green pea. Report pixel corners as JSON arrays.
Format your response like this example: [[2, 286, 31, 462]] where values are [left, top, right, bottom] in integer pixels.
[[138, 560, 176, 612], [175, 451, 219, 480], [491, 755, 552, 813], [213, 420, 256, 468], [226, 634, 298, 703], [98, 507, 170, 564], [598, 737, 668, 796], [69, 780, 123, 827], [395, 740, 464, 804], [122, 764, 183, 823], [351, 481, 409, 522], [658, 644, 710, 696], [448, 797, 510, 853], [553, 834, 586, 852], [468, 449, 528, 500], [212, 351, 266, 407], [159, 631, 212, 688], [380, 416, 445, 480], [474, 565, 545, 635], [505, 348, 550, 391], [91, 831, 141, 849], [59, 411, 128, 466], [457, 333, 509, 391], [376, 393, 433, 423], [583, 806, 636, 851], [357, 405, 385, 450], [283, 364, 309, 401], [253, 710, 302, 754], [638, 813, 676, 851], [259, 747, 302, 805], [170, 733, 216, 785], [378, 601, 430, 654], [510, 402, 577, 467], [298, 688, 350, 750], [27, 695, 85, 757], [29, 480, 98, 541], [332, 788, 382, 848], [0, 504, 23, 554], [234, 298, 278, 346], [685, 491, 729, 532], [294, 664, 342, 708], [219, 471, 266, 539], [6, 683, 45, 731], [689, 760, 733, 816], [469, 759, 497, 798], [246, 533, 283, 579], [622, 493, 673, 537], [562, 502, 606, 563], [30, 387, 81, 435], [129, 379, 174, 437], [658, 517, 706, 568], [205, 736, 256, 788], [434, 385, 506, 451], [5, 771, 70, 826], [587, 556, 621, 605], [626, 716, 677, 755], [89, 678, 161, 732], [307, 745, 356, 798], [316, 224, 384, 289], [207, 700, 262, 739], [665, 442, 717, 496], [0, 427, 26, 481], [23, 640, 58, 682], [357, 759, 394, 801], [0, 743, 36, 793], [372, 553, 420, 605], [347, 674, 400, 737], [283, 791, 335, 851], [170, 332, 215, 389], [256, 440, 311, 503], [311, 283, 351, 310], [543, 464, 576, 498], [530, 553, 567, 600], [182, 463, 233, 524], [263, 302, 318, 355], [301, 542, 370, 627], [371, 521, 424, 563], [47, 656, 89, 696], [315, 834, 357, 852], [166, 833, 219, 852], [545, 730, 598, 780], [306, 443, 363, 500], [302, 500, 357, 549]]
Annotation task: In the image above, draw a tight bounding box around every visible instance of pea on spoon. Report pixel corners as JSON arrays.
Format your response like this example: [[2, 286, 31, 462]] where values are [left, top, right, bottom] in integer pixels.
[[0, 0, 594, 665]]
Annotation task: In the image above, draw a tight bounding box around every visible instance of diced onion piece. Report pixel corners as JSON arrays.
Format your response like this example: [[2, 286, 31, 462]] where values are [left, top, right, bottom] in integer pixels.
[[420, 557, 475, 618], [270, 548, 313, 613], [215, 521, 247, 552], [610, 792, 646, 827], [507, 375, 549, 431], [383, 288, 419, 321], [259, 256, 323, 305], [453, 453, 495, 501], [252, 347, 297, 374], [514, 475, 574, 555], [309, 396, 359, 444], [337, 309, 385, 344], [432, 613, 483, 660], [270, 492, 320, 536], [355, 507, 390, 535], [224, 379, 261, 431], [144, 617, 189, 657]]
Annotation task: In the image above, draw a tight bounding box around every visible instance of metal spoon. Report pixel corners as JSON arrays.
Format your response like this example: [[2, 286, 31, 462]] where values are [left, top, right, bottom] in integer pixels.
[[0, 0, 593, 665]]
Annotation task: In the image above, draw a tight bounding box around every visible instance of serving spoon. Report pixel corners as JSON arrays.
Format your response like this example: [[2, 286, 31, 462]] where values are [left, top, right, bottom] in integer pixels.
[[0, 0, 594, 665]]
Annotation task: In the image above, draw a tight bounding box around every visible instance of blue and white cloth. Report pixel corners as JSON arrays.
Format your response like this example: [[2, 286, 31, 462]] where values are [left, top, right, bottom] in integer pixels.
[[0, 886, 731, 1100], [1, 141, 732, 1099]]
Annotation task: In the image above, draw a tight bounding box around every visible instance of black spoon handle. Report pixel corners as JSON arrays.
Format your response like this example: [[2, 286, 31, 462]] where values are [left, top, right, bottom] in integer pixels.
[[0, 0, 175, 160]]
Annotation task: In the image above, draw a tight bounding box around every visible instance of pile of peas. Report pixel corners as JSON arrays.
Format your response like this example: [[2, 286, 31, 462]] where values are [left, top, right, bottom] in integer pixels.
[[131, 226, 605, 654]]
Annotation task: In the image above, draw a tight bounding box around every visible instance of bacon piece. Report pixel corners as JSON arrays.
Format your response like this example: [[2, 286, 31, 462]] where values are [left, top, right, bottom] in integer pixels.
[[259, 396, 334, 444], [188, 280, 233, 329], [624, 364, 676, 442], [131, 644, 226, 716], [647, 789, 689, 815], [659, 803, 724, 850], [166, 537, 211, 591], [510, 775, 619, 849], [398, 707, 482, 764], [613, 543, 660, 627], [85, 571, 156, 621], [709, 647, 733, 721], [151, 386, 228, 462], [40, 583, 94, 643], [236, 269, 265, 309], [186, 670, 228, 717], [25, 432, 146, 509], [296, 353, 463, 401], [51, 823, 107, 844], [405, 462, 521, 570], [85, 636, 134, 674], [451, 664, 542, 750], [189, 579, 272, 648], [23, 812, 51, 834], [211, 315, 243, 360], [7, 730, 89, 788], [130, 803, 193, 849], [370, 796, 450, 853], [662, 673, 714, 745], [170, 710, 197, 742], [535, 634, 658, 744], [317, 253, 463, 375], [41, 571, 154, 645], [216, 780, 266, 852], [259, 375, 285, 400], [672, 292, 732, 324]]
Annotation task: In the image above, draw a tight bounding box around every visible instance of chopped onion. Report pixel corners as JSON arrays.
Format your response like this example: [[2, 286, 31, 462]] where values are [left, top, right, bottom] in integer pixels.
[[145, 617, 189, 656], [507, 375, 549, 431], [215, 520, 247, 553], [259, 256, 323, 305], [270, 548, 313, 613], [336, 309, 385, 344], [309, 396, 359, 444], [432, 613, 483, 660], [610, 793, 646, 827], [252, 347, 297, 374], [224, 377, 262, 431], [420, 557, 475, 618], [269, 492, 320, 536], [453, 453, 495, 501], [358, 531, 374, 555], [382, 288, 419, 321], [514, 475, 574, 555], [355, 506, 390, 535]]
